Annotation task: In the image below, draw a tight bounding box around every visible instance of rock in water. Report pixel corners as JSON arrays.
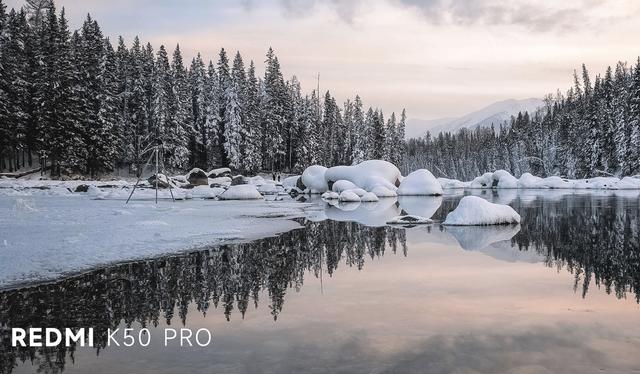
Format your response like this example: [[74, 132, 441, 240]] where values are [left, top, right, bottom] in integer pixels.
[[147, 174, 171, 189], [186, 168, 209, 186], [231, 175, 248, 186], [444, 196, 521, 226]]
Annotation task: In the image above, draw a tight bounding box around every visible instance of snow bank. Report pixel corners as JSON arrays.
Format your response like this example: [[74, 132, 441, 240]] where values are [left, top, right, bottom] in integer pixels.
[[218, 185, 263, 200], [492, 170, 518, 189], [470, 172, 495, 189], [325, 160, 401, 192], [444, 196, 521, 225], [360, 192, 379, 202], [370, 186, 397, 198], [321, 191, 339, 200], [0, 195, 310, 288], [438, 178, 468, 189], [387, 215, 433, 225], [332, 180, 357, 193], [338, 190, 361, 203], [397, 169, 443, 196], [301, 165, 329, 194]]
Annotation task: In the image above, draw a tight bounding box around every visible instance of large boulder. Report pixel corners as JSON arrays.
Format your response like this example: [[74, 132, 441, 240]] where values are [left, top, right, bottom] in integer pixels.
[[325, 160, 401, 192], [231, 175, 248, 186], [207, 167, 232, 178], [186, 168, 209, 186], [147, 174, 171, 188], [397, 169, 443, 196]]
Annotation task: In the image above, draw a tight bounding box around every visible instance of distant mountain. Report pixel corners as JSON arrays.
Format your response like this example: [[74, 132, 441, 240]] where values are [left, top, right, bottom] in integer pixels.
[[406, 98, 544, 139]]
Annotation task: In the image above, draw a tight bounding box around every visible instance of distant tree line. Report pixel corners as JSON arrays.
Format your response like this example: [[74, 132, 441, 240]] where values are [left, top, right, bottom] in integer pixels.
[[405, 61, 640, 180], [0, 0, 406, 177]]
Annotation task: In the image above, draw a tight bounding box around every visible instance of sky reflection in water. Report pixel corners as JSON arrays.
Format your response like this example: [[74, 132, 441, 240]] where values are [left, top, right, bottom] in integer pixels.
[[2, 190, 640, 374]]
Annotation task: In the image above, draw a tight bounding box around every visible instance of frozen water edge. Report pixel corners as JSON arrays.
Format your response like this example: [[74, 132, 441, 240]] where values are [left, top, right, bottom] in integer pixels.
[[0, 193, 314, 289]]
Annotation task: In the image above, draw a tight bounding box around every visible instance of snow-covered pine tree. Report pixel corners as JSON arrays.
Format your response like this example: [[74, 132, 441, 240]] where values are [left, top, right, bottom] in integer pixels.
[[166, 44, 190, 170], [243, 60, 262, 172], [384, 112, 397, 164], [397, 108, 407, 166], [629, 58, 640, 175], [613, 62, 630, 176], [216, 48, 231, 167], [224, 81, 243, 170], [152, 45, 171, 156], [261, 48, 287, 171], [350, 95, 366, 164], [204, 60, 220, 167], [371, 109, 386, 159], [189, 54, 207, 167]]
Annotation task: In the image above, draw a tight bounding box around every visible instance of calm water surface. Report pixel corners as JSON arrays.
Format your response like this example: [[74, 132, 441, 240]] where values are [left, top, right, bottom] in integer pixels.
[[1, 190, 640, 374]]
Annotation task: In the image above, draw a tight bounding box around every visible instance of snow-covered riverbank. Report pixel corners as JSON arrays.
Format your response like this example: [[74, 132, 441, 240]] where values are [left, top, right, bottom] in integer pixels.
[[0, 191, 315, 289]]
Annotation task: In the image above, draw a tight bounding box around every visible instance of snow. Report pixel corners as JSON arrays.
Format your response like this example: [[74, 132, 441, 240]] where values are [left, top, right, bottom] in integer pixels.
[[443, 196, 521, 226], [438, 178, 468, 189], [0, 195, 311, 288], [387, 215, 433, 225], [323, 197, 401, 227], [360, 192, 379, 202], [397, 169, 443, 196], [370, 186, 398, 197], [218, 185, 263, 200], [338, 190, 361, 202], [301, 165, 329, 194], [282, 175, 300, 189], [321, 191, 339, 200], [332, 180, 358, 193], [207, 167, 231, 177], [445, 224, 521, 251], [470, 172, 495, 189], [492, 170, 518, 189], [325, 160, 401, 192], [209, 176, 232, 187]]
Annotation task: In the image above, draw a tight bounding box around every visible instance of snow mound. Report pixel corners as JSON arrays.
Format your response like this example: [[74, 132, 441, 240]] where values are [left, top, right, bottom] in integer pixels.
[[397, 169, 443, 196], [444, 196, 521, 226], [360, 192, 380, 202], [282, 176, 300, 189], [350, 188, 367, 197], [209, 176, 232, 187], [470, 172, 494, 189], [321, 191, 339, 200], [218, 185, 263, 200], [370, 185, 397, 197], [301, 165, 329, 194], [207, 167, 231, 178], [387, 215, 433, 225], [517, 173, 543, 188], [338, 190, 361, 202], [325, 160, 401, 192], [332, 180, 357, 193], [438, 178, 467, 189], [257, 182, 279, 194], [493, 170, 518, 189]]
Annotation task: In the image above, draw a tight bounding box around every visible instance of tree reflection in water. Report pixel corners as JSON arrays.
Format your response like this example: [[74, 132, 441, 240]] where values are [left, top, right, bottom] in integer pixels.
[[0, 191, 638, 374]]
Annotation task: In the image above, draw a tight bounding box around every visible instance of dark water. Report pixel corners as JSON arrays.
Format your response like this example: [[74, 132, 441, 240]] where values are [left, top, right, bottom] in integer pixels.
[[1, 191, 639, 374]]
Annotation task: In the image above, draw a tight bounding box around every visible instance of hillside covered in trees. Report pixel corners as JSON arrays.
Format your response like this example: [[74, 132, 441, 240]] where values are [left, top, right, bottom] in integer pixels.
[[406, 62, 640, 180], [0, 0, 406, 177]]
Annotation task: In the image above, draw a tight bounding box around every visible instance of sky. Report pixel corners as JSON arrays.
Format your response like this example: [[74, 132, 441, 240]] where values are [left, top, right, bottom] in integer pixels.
[[5, 0, 640, 120]]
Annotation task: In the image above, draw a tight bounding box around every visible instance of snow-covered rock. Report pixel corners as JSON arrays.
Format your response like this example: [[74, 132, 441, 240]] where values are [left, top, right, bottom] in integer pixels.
[[350, 188, 368, 197], [517, 173, 544, 189], [186, 168, 209, 186], [218, 185, 263, 200], [301, 165, 329, 194], [338, 190, 361, 203], [370, 185, 397, 197], [209, 176, 232, 187], [493, 170, 518, 189], [619, 176, 640, 189], [283, 176, 300, 190], [444, 196, 521, 226], [360, 192, 380, 202], [321, 191, 339, 200], [387, 215, 433, 225], [470, 172, 494, 189], [147, 173, 173, 188], [325, 160, 402, 192], [438, 178, 467, 189], [397, 169, 443, 196], [257, 182, 279, 195], [332, 180, 358, 193], [207, 167, 231, 178]]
